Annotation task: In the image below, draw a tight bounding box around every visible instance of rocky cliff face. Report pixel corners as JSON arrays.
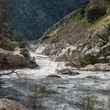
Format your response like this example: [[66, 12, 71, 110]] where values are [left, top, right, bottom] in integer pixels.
[[40, 0, 110, 69]]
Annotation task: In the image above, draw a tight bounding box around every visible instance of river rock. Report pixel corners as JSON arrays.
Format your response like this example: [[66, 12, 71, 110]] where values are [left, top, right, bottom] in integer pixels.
[[94, 63, 110, 71], [27, 57, 39, 69], [80, 63, 110, 71], [57, 68, 80, 75], [0, 98, 27, 110], [0, 48, 26, 69], [80, 64, 96, 71], [0, 48, 38, 69], [47, 74, 61, 78]]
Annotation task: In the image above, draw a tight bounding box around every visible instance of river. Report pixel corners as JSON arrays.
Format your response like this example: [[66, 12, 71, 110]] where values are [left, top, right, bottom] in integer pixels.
[[0, 46, 110, 110]]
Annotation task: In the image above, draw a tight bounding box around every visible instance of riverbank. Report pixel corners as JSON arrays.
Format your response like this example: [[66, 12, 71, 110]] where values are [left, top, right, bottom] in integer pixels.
[[0, 45, 110, 80]]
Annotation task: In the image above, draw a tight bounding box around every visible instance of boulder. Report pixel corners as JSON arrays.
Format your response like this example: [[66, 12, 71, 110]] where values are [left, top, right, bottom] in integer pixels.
[[0, 48, 38, 69], [94, 63, 110, 71], [80, 63, 110, 71], [0, 98, 27, 110], [27, 57, 39, 69], [47, 74, 61, 78], [57, 68, 80, 75], [0, 49, 27, 69], [80, 64, 96, 71], [7, 54, 27, 67]]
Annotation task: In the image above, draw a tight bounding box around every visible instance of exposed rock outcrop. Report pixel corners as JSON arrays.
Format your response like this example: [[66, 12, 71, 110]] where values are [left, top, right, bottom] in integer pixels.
[[0, 48, 38, 69]]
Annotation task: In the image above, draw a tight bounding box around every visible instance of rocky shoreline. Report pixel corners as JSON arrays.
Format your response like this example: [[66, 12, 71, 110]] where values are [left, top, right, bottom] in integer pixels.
[[0, 48, 38, 70]]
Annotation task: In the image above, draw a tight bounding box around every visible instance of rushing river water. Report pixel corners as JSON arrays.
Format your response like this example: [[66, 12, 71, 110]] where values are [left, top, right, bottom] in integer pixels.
[[0, 46, 110, 110]]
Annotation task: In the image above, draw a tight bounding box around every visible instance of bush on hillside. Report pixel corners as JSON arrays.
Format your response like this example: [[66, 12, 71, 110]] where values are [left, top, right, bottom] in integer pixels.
[[86, 5, 107, 22], [79, 54, 97, 66], [0, 40, 19, 51]]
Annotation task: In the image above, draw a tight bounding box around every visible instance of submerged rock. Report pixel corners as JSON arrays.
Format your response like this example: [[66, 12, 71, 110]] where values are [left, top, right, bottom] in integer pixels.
[[47, 74, 61, 78], [57, 68, 80, 76], [0, 98, 27, 110]]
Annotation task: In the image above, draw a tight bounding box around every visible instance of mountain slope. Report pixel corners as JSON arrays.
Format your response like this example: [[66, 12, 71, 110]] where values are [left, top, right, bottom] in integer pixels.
[[40, 0, 110, 69], [9, 0, 88, 39]]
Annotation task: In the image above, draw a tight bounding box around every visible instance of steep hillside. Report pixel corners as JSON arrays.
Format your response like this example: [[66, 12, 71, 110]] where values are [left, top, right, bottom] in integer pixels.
[[8, 0, 88, 39], [40, 0, 110, 69]]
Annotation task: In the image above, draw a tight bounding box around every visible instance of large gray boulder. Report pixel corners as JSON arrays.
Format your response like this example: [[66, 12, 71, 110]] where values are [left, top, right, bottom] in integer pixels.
[[0, 48, 38, 69]]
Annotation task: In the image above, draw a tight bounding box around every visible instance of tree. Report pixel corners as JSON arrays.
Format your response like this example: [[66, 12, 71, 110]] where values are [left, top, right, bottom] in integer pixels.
[[0, 0, 9, 32]]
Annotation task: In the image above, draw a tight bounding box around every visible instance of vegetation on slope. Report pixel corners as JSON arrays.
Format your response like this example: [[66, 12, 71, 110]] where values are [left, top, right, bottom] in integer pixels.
[[41, 0, 110, 67]]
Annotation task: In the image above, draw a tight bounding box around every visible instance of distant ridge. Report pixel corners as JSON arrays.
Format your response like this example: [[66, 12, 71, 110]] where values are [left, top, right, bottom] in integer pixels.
[[8, 0, 88, 39]]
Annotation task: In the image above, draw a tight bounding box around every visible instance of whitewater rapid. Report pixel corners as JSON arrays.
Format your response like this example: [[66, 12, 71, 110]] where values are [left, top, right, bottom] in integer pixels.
[[1, 45, 110, 80], [0, 46, 66, 79]]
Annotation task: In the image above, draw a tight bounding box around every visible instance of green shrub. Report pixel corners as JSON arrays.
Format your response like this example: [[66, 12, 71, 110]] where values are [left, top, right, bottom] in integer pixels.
[[7, 41, 19, 50], [86, 5, 107, 22], [72, 7, 86, 22], [79, 54, 97, 66], [19, 41, 27, 48], [10, 31, 24, 42], [0, 40, 19, 51]]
